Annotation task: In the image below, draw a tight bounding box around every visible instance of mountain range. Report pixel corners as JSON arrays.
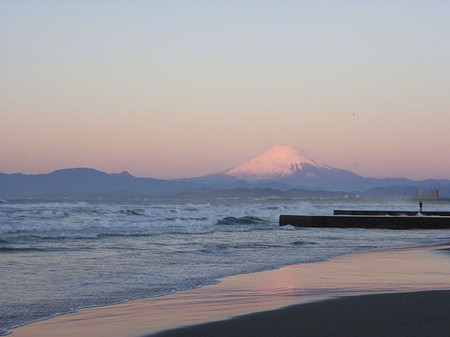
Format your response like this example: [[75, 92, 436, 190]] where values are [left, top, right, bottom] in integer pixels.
[[1, 144, 449, 200]]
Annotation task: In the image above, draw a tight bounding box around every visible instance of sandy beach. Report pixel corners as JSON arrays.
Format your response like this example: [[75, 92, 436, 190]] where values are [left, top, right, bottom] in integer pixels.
[[10, 244, 450, 337], [152, 290, 450, 337]]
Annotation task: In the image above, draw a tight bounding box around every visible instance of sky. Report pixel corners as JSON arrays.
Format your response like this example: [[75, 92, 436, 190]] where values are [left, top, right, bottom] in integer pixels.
[[1, 1, 449, 180]]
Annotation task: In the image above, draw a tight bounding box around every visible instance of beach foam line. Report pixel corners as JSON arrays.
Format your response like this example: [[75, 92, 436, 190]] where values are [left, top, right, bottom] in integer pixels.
[[10, 244, 450, 337]]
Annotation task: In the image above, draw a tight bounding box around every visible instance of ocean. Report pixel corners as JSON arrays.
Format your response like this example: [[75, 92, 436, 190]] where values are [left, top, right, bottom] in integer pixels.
[[1, 199, 449, 335]]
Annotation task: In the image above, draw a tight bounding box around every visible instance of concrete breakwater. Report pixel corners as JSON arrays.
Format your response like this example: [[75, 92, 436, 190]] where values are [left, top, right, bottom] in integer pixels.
[[333, 210, 450, 216], [280, 211, 450, 230]]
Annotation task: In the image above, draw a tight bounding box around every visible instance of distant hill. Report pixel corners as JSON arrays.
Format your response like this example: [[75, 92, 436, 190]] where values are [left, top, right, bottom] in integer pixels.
[[0, 168, 199, 200], [1, 145, 449, 200]]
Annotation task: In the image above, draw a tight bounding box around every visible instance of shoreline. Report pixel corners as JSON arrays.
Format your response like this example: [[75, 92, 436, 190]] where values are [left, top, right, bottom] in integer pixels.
[[10, 243, 450, 337]]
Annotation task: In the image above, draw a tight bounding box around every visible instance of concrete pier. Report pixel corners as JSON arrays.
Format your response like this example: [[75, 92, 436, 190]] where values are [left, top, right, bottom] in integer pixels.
[[333, 210, 450, 216], [279, 214, 450, 230]]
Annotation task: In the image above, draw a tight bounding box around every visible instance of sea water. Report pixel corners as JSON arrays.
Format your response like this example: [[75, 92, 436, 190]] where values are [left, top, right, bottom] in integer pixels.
[[1, 199, 449, 335]]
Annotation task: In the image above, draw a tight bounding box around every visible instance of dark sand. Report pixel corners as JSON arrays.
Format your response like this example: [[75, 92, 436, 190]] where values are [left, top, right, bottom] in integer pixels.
[[152, 290, 450, 337]]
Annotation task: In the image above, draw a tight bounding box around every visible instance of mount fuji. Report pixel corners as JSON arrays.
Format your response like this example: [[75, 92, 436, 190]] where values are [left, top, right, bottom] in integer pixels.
[[224, 144, 332, 181], [198, 144, 367, 191]]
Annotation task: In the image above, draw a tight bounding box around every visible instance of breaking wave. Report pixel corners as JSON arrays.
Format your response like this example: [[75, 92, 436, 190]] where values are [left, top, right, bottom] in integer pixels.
[[216, 216, 270, 226]]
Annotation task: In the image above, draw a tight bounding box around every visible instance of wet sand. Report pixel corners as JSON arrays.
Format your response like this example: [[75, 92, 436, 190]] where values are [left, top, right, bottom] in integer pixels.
[[152, 290, 450, 337], [10, 244, 450, 337]]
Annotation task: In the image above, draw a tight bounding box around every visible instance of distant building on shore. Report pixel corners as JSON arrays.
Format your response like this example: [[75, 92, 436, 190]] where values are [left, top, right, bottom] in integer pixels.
[[416, 188, 439, 200]]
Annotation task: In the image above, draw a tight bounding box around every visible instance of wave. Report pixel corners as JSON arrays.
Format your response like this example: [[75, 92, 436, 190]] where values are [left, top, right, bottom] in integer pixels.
[[164, 217, 209, 222], [216, 216, 270, 226], [4, 209, 68, 219], [119, 209, 145, 216], [0, 246, 73, 253], [214, 216, 275, 232], [0, 220, 274, 242], [0, 247, 45, 253], [27, 233, 101, 240], [198, 244, 237, 256], [183, 207, 200, 212], [2, 226, 216, 241], [0, 222, 95, 235], [291, 240, 317, 246]]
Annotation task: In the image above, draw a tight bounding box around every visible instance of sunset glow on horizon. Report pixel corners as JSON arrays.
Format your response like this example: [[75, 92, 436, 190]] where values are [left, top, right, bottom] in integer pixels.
[[1, 1, 449, 180]]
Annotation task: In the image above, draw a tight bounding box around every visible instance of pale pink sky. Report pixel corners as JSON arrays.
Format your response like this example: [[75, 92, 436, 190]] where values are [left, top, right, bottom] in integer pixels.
[[1, 1, 449, 180]]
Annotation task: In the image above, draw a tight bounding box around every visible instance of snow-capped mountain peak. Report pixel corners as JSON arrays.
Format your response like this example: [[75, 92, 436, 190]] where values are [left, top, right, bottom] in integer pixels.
[[224, 144, 330, 181]]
